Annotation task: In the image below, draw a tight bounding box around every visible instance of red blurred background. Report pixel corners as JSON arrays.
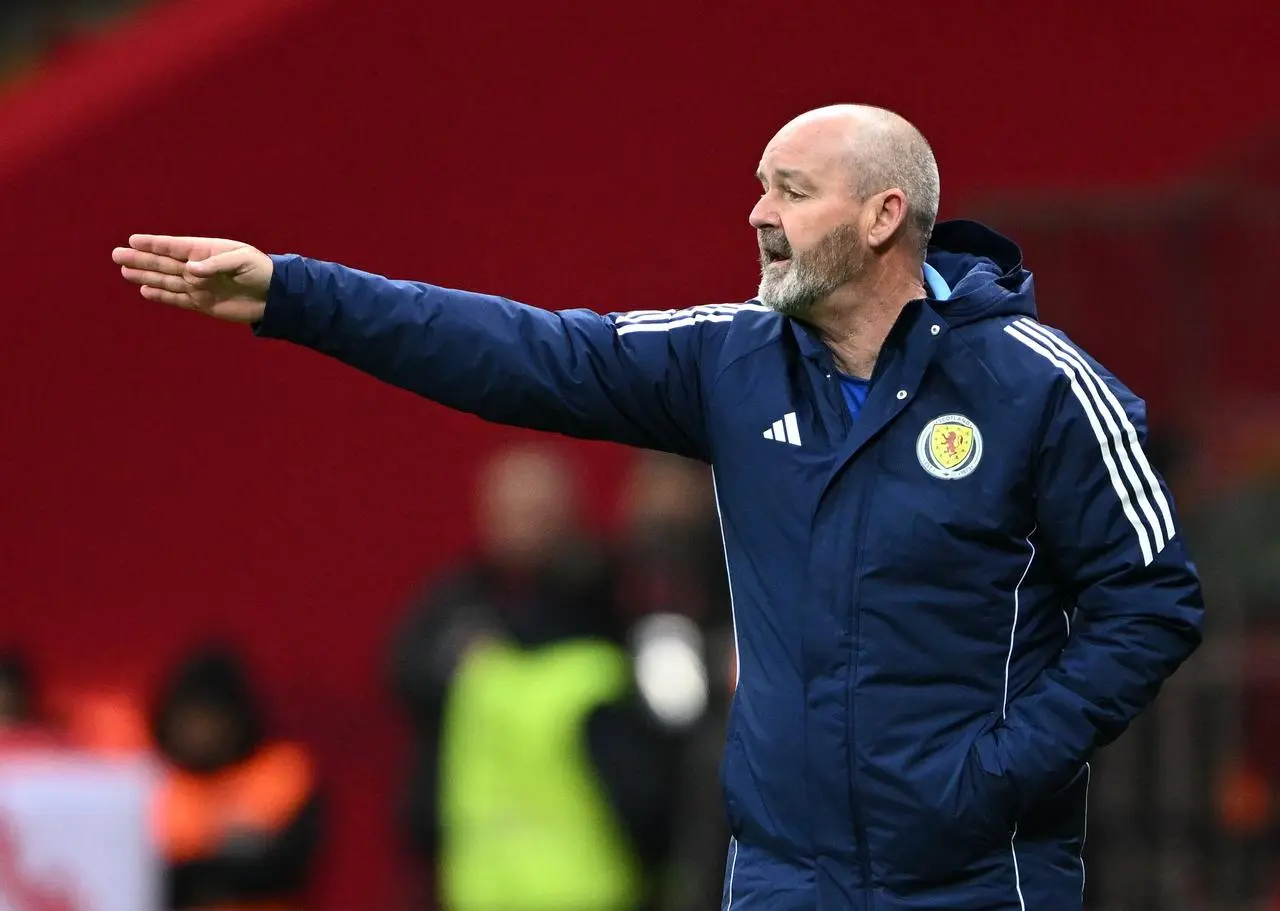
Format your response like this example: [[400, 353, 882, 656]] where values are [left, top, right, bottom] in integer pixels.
[[1, 0, 1276, 906]]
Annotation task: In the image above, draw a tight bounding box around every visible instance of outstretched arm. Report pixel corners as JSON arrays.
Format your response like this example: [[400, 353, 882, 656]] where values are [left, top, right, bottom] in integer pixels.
[[113, 236, 750, 458]]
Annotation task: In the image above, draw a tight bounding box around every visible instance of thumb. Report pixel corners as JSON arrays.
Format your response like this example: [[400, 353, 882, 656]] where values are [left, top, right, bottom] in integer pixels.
[[187, 248, 249, 277]]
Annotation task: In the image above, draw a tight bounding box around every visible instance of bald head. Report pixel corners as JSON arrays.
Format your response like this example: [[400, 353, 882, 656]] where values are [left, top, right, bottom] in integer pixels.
[[750, 104, 941, 318], [775, 105, 940, 258]]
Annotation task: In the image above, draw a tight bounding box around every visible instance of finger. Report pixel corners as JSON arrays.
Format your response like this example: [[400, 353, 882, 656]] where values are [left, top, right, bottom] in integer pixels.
[[139, 284, 198, 309], [120, 266, 194, 293], [129, 235, 240, 261], [112, 248, 188, 275], [128, 234, 198, 260], [187, 247, 250, 277]]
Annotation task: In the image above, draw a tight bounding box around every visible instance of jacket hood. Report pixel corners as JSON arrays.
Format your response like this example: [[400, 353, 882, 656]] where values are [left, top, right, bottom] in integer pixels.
[[924, 219, 1036, 326], [782, 219, 1037, 362]]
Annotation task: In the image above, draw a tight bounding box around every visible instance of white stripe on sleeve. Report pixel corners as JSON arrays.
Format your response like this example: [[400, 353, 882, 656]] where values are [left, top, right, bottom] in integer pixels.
[[613, 303, 771, 333], [1004, 323, 1159, 565], [1014, 319, 1175, 540], [616, 312, 740, 335], [614, 304, 762, 324], [614, 303, 767, 326]]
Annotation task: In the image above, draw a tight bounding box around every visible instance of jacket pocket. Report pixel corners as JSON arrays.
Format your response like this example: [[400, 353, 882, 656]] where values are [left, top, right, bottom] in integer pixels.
[[872, 720, 1020, 892], [1016, 761, 1090, 847]]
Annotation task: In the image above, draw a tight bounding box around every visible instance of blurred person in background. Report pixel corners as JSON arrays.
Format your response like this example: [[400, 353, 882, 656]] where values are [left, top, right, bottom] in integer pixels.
[[0, 654, 153, 756], [0, 651, 57, 747], [613, 452, 735, 911], [151, 644, 322, 911], [0, 652, 36, 730], [388, 443, 681, 911], [614, 451, 729, 632]]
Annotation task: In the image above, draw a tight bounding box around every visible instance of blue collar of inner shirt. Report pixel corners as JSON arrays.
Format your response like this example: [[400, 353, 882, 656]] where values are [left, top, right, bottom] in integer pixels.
[[922, 262, 952, 301]]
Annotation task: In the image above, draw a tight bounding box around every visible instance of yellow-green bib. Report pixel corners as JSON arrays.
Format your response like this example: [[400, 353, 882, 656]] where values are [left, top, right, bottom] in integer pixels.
[[439, 638, 643, 911]]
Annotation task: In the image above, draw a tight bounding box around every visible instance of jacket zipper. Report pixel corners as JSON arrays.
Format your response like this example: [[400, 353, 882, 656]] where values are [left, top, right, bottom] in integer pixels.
[[818, 356, 874, 898], [826, 350, 890, 904]]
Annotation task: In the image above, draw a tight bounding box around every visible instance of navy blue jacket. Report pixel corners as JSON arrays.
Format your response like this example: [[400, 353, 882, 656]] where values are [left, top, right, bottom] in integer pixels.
[[256, 221, 1203, 911]]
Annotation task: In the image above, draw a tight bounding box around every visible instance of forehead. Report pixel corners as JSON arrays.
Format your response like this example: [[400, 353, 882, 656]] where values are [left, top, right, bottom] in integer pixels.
[[757, 120, 852, 182]]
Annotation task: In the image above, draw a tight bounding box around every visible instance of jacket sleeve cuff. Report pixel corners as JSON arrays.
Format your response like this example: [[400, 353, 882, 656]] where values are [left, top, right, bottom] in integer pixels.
[[252, 253, 307, 340]]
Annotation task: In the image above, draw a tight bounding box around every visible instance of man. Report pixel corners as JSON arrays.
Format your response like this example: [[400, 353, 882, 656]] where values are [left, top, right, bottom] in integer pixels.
[[613, 452, 738, 911], [150, 645, 323, 910], [0, 652, 36, 733], [387, 444, 682, 911], [112, 104, 1204, 911]]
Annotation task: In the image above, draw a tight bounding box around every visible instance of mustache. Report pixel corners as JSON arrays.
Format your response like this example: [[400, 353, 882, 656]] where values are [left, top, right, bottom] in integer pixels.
[[757, 231, 792, 259]]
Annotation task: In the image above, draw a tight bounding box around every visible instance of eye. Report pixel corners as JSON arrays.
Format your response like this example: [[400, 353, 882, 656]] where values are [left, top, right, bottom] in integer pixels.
[[781, 187, 806, 200]]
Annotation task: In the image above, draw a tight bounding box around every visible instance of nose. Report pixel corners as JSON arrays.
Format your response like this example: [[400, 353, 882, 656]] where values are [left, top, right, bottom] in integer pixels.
[[749, 193, 777, 230]]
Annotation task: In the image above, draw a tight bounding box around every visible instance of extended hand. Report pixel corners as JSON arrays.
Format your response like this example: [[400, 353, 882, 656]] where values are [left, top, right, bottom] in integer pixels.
[[112, 235, 274, 323]]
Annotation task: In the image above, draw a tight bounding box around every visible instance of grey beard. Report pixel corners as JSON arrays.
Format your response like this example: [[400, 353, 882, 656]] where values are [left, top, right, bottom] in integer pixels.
[[757, 224, 864, 317], [758, 257, 840, 317]]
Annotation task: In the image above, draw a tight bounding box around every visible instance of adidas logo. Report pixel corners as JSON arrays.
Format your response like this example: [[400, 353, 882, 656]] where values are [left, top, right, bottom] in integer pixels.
[[763, 412, 802, 446]]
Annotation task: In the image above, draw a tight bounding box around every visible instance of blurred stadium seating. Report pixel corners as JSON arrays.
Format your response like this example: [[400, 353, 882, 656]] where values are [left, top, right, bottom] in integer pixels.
[[0, 0, 156, 89]]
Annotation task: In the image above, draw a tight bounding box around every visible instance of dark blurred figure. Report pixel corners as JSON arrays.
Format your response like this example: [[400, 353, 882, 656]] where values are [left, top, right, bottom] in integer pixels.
[[0, 649, 153, 755], [0, 651, 61, 750], [389, 444, 682, 911], [0, 651, 36, 729], [614, 451, 728, 628], [613, 452, 736, 911], [151, 645, 322, 911]]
